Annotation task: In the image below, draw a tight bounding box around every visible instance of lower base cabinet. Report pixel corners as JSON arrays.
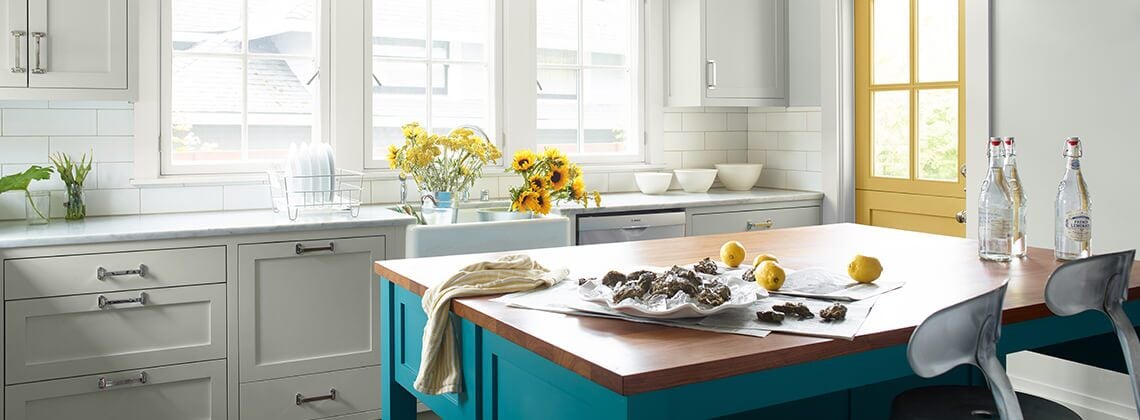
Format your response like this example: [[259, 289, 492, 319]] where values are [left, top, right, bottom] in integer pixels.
[[239, 366, 382, 420], [4, 359, 227, 420]]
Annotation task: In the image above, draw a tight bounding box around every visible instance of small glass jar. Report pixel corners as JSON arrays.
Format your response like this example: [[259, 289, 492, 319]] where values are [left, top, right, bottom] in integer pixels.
[[64, 185, 86, 221], [25, 191, 51, 225]]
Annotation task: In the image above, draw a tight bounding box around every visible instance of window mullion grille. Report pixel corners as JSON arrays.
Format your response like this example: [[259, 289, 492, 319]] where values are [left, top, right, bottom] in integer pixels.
[[576, 0, 585, 153], [240, 0, 250, 162], [425, 0, 434, 132]]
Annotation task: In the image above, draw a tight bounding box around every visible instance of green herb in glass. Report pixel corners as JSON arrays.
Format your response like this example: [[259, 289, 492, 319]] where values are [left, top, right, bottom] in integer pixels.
[[0, 166, 54, 222], [50, 152, 93, 221]]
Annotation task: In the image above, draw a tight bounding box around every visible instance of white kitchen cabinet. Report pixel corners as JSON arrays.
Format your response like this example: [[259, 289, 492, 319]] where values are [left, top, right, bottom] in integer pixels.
[[788, 0, 821, 107], [238, 236, 385, 382], [239, 365, 382, 420], [667, 0, 787, 107], [688, 206, 820, 236], [4, 359, 227, 420], [0, 0, 133, 99]]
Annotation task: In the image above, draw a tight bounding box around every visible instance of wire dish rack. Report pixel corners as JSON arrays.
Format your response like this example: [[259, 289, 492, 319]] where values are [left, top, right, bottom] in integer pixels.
[[267, 169, 364, 220]]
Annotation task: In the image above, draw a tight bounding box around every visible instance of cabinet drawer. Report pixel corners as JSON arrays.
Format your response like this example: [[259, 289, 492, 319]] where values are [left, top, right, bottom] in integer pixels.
[[689, 206, 821, 236], [5, 359, 227, 420], [239, 236, 384, 382], [5, 284, 226, 384], [5, 246, 226, 300], [240, 365, 382, 420]]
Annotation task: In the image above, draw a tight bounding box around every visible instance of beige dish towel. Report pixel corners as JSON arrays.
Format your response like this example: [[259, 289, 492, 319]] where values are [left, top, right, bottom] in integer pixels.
[[414, 254, 567, 395]]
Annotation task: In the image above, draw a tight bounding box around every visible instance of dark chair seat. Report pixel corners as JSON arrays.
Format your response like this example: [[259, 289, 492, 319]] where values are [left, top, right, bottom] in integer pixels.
[[890, 385, 1081, 420]]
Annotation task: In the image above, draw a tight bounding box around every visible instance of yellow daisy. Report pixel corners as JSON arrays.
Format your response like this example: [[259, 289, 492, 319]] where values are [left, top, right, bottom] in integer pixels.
[[548, 165, 570, 190], [512, 150, 537, 172], [593, 191, 602, 207]]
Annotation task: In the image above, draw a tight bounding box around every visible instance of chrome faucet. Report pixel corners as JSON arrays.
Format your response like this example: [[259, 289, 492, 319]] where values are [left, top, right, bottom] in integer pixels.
[[480, 189, 491, 202], [398, 173, 408, 205]]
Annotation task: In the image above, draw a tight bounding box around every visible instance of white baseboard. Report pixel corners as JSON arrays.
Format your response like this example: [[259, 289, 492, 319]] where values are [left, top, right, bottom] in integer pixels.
[[1007, 351, 1138, 420]]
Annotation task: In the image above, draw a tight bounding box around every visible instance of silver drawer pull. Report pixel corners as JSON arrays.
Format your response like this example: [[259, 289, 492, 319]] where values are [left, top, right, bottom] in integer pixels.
[[97, 264, 148, 280], [98, 371, 147, 389], [30, 32, 44, 74], [295, 388, 337, 405], [98, 292, 147, 309], [295, 242, 334, 255], [707, 59, 718, 89], [746, 219, 774, 231], [10, 30, 25, 73]]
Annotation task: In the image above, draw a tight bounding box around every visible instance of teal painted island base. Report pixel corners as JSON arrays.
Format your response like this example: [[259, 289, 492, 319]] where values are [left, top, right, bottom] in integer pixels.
[[381, 278, 1140, 420]]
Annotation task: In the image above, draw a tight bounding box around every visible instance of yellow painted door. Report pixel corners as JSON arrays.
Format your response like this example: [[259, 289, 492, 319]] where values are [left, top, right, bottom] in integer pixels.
[[854, 0, 966, 237]]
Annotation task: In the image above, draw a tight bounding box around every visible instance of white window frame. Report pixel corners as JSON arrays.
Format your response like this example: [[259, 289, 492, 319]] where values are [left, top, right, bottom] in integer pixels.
[[156, 0, 331, 176], [532, 0, 646, 165], [362, 0, 505, 171]]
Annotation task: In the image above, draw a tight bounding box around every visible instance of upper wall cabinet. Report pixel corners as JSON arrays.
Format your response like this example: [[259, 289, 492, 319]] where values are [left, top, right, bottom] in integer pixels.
[[667, 0, 787, 107], [0, 0, 135, 100]]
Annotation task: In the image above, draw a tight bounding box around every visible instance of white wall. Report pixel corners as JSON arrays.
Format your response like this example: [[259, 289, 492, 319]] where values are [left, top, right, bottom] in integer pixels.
[[976, 0, 1140, 254]]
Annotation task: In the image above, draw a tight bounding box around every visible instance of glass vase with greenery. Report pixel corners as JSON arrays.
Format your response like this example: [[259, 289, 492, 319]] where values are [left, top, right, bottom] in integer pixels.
[[0, 166, 54, 224], [388, 122, 501, 224], [50, 152, 92, 221]]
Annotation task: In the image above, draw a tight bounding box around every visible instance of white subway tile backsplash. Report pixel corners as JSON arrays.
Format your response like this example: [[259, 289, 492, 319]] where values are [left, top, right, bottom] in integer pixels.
[[682, 150, 726, 169], [96, 162, 133, 189], [747, 113, 767, 131], [223, 184, 272, 211], [704, 132, 747, 150], [703, 107, 746, 113], [727, 113, 748, 131], [86, 188, 141, 216], [682, 112, 727, 132], [51, 101, 133, 110], [97, 110, 134, 136], [786, 171, 823, 191], [664, 132, 704, 151], [764, 151, 807, 171], [0, 137, 49, 163], [471, 177, 499, 200], [747, 151, 766, 164], [50, 137, 134, 162], [663, 151, 684, 170], [608, 172, 637, 193], [140, 186, 223, 214], [663, 112, 683, 132], [806, 112, 822, 131], [766, 112, 808, 132], [581, 173, 610, 193], [748, 132, 778, 150], [2, 109, 97, 136], [372, 180, 401, 204], [0, 192, 24, 220], [778, 132, 822, 151], [756, 168, 786, 188], [725, 152, 748, 164]]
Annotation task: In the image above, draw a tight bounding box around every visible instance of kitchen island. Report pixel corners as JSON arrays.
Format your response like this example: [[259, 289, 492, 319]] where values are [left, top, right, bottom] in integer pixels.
[[375, 224, 1140, 419]]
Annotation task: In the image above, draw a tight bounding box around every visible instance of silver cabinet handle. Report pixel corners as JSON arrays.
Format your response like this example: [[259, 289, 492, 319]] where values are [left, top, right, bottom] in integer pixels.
[[97, 264, 148, 280], [10, 31, 25, 73], [296, 388, 337, 405], [98, 371, 147, 389], [706, 59, 718, 89], [30, 32, 44, 74], [295, 242, 334, 255], [98, 292, 147, 309], [746, 219, 774, 231]]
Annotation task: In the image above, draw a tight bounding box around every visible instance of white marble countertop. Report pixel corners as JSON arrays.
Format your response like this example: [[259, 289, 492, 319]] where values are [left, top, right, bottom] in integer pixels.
[[558, 188, 823, 215], [0, 206, 417, 249]]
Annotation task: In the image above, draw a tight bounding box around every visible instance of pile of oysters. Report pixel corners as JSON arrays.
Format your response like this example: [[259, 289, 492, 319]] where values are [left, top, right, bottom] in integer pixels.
[[580, 265, 733, 307]]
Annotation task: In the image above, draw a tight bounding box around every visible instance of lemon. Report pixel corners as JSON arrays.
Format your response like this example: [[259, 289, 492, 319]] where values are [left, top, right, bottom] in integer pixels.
[[754, 261, 786, 291], [848, 255, 883, 284], [752, 254, 779, 267], [720, 241, 747, 268]]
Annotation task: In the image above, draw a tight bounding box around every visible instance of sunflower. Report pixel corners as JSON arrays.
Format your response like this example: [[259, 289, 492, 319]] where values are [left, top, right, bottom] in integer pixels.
[[512, 150, 537, 172], [570, 177, 586, 200], [528, 174, 549, 192], [533, 189, 553, 214], [514, 190, 539, 212], [593, 191, 603, 207], [547, 165, 570, 190], [542, 148, 568, 167], [386, 145, 400, 169]]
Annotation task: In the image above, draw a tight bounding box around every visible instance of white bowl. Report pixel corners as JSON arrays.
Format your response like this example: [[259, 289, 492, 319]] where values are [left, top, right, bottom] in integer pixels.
[[673, 169, 718, 193], [634, 172, 674, 195], [714, 164, 763, 191]]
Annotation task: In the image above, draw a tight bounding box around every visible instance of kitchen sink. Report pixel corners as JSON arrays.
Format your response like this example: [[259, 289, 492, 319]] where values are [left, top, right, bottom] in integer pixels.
[[404, 206, 571, 258]]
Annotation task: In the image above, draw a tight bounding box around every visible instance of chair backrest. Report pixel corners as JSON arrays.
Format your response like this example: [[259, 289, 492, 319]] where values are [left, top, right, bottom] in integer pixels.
[[1045, 250, 1140, 417], [907, 280, 1023, 420]]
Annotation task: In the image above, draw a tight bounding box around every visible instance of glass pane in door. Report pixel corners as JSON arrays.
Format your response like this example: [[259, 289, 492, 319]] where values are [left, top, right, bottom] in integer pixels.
[[872, 0, 909, 85], [872, 90, 910, 178], [917, 88, 959, 181], [917, 0, 958, 82]]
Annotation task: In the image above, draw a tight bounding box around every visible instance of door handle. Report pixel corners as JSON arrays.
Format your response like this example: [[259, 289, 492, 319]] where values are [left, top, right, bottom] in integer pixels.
[[296, 388, 337, 405], [295, 242, 334, 255], [706, 60, 718, 89], [10, 31, 25, 73], [97, 292, 148, 309], [98, 371, 147, 389], [30, 32, 44, 74], [955, 210, 967, 224], [97, 264, 148, 280], [746, 219, 774, 231]]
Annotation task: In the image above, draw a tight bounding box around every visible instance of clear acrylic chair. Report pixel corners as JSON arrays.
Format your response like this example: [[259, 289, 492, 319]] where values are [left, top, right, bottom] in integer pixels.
[[891, 280, 1081, 420], [1045, 249, 1139, 417]]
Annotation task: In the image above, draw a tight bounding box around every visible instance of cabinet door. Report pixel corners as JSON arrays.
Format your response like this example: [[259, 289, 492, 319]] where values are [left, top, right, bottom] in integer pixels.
[[704, 0, 785, 99], [26, 0, 126, 89], [238, 236, 385, 382], [0, 0, 27, 87], [5, 359, 227, 420], [689, 206, 820, 237]]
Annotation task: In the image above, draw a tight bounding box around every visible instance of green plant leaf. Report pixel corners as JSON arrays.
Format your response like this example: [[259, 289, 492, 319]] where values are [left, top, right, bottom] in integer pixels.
[[0, 166, 53, 194]]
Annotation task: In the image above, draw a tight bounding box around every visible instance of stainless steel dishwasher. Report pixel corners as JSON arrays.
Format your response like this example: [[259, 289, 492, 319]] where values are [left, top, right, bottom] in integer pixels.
[[576, 210, 687, 245]]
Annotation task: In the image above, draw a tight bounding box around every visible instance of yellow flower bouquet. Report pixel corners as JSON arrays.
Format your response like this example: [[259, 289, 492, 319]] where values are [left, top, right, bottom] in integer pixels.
[[505, 148, 601, 215], [388, 122, 502, 195]]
